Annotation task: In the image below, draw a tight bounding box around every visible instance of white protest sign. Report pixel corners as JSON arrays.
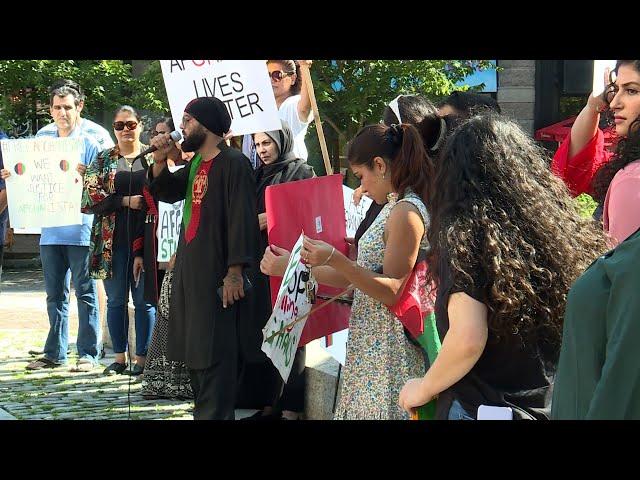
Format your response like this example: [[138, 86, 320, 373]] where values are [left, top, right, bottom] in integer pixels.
[[160, 60, 281, 137], [261, 233, 318, 382], [593, 60, 617, 98], [0, 137, 83, 229], [156, 165, 185, 262], [343, 185, 373, 238], [157, 200, 183, 261]]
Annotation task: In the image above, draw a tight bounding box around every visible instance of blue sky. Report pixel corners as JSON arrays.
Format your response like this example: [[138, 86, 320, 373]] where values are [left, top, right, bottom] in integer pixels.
[[456, 60, 497, 92]]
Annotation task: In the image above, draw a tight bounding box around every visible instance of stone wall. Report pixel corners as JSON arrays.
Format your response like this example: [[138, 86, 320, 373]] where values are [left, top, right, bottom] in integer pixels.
[[497, 60, 536, 135]]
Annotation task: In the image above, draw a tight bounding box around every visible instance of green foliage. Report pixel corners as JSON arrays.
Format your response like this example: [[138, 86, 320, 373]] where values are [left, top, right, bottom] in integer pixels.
[[0, 60, 169, 135], [576, 193, 598, 219]]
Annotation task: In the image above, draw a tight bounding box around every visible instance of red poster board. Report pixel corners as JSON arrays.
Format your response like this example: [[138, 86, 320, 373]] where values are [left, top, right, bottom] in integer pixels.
[[265, 174, 350, 346]]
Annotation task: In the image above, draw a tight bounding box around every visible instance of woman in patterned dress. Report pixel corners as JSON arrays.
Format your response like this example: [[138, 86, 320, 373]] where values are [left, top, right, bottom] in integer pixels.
[[262, 123, 434, 419], [140, 254, 193, 399]]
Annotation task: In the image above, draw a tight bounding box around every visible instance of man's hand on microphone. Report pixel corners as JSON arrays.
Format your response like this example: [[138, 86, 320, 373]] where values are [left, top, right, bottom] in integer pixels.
[[149, 133, 174, 177]]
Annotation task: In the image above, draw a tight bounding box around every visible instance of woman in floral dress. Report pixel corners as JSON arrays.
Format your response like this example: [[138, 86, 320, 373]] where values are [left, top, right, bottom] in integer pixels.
[[262, 123, 433, 419]]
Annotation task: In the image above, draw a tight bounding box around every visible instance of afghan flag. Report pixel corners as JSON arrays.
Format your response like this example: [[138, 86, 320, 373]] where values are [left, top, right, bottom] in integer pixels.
[[387, 253, 441, 420]]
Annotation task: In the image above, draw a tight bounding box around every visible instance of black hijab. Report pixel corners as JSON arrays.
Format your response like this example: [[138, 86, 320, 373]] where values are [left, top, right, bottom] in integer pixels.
[[254, 120, 315, 213]]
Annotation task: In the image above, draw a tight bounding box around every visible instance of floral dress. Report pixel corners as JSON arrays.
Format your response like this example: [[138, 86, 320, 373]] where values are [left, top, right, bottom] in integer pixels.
[[334, 191, 429, 420]]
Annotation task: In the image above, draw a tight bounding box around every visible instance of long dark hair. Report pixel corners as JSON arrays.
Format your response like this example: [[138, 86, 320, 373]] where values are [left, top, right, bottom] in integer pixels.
[[592, 60, 640, 203], [428, 114, 607, 359], [347, 123, 433, 202]]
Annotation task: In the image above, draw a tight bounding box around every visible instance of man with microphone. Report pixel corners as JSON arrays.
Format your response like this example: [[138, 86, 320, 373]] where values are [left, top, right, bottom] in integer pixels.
[[147, 97, 264, 420]]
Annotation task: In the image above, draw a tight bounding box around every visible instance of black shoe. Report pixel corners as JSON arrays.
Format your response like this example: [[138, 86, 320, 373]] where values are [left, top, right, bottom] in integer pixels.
[[99, 348, 106, 359], [103, 362, 127, 376], [129, 364, 144, 376], [240, 410, 281, 421]]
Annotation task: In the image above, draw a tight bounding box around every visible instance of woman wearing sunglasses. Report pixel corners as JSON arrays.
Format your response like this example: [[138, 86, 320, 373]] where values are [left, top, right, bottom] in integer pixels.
[[242, 60, 314, 168], [81, 105, 156, 376]]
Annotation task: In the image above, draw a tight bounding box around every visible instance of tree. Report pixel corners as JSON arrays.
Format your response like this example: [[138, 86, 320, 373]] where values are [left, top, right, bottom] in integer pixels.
[[0, 60, 169, 136], [306, 60, 496, 177], [311, 60, 496, 140]]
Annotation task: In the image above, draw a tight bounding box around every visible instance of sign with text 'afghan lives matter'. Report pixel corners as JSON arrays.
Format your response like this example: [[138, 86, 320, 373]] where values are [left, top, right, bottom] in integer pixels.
[[157, 165, 185, 262], [160, 60, 281, 137], [0, 137, 83, 229], [261, 233, 318, 382]]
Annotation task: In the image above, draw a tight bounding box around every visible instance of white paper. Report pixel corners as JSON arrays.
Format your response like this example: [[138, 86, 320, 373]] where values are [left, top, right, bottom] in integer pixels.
[[261, 233, 317, 382], [0, 137, 84, 229], [160, 60, 281, 137], [592, 60, 617, 97], [156, 164, 185, 262], [342, 185, 373, 238], [477, 405, 513, 420]]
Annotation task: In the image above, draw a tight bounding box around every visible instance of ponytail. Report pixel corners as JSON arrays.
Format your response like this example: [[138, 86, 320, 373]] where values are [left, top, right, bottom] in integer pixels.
[[389, 123, 433, 202]]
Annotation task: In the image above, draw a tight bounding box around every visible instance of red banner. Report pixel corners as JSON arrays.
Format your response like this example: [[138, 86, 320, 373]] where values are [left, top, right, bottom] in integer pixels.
[[265, 174, 350, 346]]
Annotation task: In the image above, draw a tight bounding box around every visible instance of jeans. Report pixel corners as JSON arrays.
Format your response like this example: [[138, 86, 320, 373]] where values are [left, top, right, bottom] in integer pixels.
[[40, 245, 100, 364], [103, 245, 155, 357], [0, 244, 4, 294], [448, 399, 475, 420]]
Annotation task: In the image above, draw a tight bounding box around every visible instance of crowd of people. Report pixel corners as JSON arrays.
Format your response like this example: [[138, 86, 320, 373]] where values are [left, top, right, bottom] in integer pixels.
[[1, 59, 639, 420]]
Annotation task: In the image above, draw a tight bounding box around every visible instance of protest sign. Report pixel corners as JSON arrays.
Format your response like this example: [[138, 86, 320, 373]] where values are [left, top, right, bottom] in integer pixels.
[[261, 233, 318, 382], [265, 174, 350, 347], [160, 60, 281, 136], [593, 60, 617, 97], [342, 185, 373, 238], [0, 137, 83, 229], [157, 200, 184, 261], [156, 165, 185, 262]]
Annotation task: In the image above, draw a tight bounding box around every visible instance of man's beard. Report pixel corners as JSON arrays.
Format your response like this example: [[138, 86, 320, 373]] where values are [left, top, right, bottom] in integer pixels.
[[181, 127, 207, 152]]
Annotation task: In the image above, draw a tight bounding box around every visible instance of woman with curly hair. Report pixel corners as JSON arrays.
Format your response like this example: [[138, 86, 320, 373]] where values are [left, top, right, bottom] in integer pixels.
[[552, 60, 640, 245], [398, 114, 608, 419]]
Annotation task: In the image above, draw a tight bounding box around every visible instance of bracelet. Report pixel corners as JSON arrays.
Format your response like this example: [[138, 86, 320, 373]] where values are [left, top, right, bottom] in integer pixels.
[[321, 247, 335, 266]]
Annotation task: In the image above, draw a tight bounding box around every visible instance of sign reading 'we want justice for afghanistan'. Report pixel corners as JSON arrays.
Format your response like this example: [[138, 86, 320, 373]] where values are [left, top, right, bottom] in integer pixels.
[[0, 137, 84, 229]]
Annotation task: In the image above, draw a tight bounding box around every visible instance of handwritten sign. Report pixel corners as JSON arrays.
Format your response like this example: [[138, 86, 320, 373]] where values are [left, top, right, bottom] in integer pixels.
[[0, 137, 83, 229], [261, 233, 318, 382], [156, 164, 185, 261], [343, 185, 373, 238], [160, 60, 281, 137], [157, 200, 184, 262]]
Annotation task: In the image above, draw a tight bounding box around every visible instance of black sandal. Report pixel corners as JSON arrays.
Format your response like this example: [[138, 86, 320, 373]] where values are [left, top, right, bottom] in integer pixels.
[[103, 362, 128, 376]]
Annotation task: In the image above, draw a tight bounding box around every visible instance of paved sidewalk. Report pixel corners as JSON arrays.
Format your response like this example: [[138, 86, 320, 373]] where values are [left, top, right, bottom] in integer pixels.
[[0, 269, 257, 420]]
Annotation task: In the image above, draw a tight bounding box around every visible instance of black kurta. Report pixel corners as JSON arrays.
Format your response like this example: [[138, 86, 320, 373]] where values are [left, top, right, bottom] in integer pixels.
[[148, 144, 264, 370]]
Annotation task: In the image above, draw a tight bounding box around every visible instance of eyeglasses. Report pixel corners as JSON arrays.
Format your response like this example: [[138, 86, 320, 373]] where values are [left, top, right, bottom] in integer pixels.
[[269, 70, 294, 82], [113, 120, 138, 131]]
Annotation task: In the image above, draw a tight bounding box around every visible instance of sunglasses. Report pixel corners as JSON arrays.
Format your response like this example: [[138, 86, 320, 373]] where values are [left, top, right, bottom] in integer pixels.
[[150, 130, 169, 138], [113, 120, 138, 131], [269, 70, 294, 82]]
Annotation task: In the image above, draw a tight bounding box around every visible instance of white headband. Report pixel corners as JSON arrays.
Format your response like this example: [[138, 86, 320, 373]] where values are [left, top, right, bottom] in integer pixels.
[[388, 95, 403, 124]]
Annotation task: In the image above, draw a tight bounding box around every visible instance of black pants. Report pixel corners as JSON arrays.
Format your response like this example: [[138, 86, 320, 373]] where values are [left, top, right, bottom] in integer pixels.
[[188, 353, 239, 420], [274, 346, 306, 413]]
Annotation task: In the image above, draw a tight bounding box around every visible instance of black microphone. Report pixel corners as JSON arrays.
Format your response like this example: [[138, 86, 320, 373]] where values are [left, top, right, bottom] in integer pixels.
[[134, 130, 182, 160]]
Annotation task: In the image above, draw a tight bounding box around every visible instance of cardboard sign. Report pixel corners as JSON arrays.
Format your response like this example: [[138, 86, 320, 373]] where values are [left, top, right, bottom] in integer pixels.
[[265, 174, 350, 347], [261, 233, 318, 381], [160, 60, 281, 137], [0, 137, 83, 229]]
